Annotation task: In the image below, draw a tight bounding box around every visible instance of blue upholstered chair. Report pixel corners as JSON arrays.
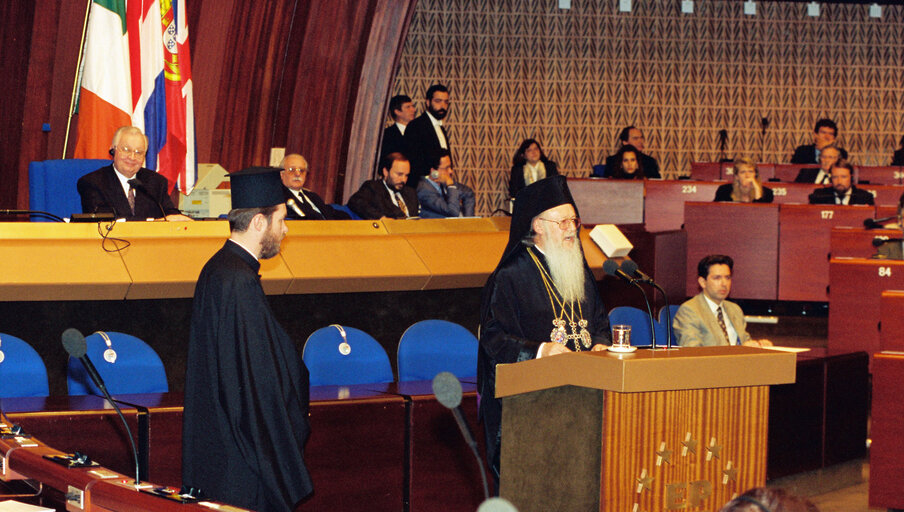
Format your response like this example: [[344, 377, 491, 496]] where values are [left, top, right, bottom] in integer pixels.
[[608, 306, 667, 348], [303, 325, 393, 386], [0, 334, 49, 397], [657, 305, 681, 347], [67, 331, 168, 395], [397, 320, 478, 381], [330, 204, 361, 220], [28, 158, 109, 221]]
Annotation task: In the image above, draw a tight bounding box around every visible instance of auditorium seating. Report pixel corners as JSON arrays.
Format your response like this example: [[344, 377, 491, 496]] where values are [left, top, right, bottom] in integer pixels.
[[67, 331, 168, 395], [397, 319, 478, 381], [27, 158, 109, 222], [303, 325, 394, 385], [0, 333, 49, 397]]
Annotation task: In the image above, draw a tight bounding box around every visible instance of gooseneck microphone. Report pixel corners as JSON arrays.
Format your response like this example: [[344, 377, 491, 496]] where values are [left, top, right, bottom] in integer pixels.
[[62, 328, 141, 485], [620, 260, 675, 349], [864, 216, 897, 230], [127, 178, 167, 219], [432, 372, 489, 501], [603, 259, 657, 349]]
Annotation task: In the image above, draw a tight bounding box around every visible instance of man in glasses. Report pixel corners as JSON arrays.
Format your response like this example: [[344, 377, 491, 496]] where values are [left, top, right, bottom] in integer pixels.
[[77, 126, 191, 221], [477, 175, 611, 489], [280, 153, 350, 220]]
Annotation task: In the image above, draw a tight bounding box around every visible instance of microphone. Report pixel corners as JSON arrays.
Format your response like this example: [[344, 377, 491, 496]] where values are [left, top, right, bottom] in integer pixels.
[[127, 178, 167, 219], [864, 216, 897, 229], [604, 260, 658, 349], [286, 198, 306, 218], [619, 261, 675, 350], [761, 117, 769, 136], [603, 259, 636, 284], [873, 237, 904, 248], [432, 372, 489, 501], [62, 328, 142, 485], [0, 209, 66, 223]]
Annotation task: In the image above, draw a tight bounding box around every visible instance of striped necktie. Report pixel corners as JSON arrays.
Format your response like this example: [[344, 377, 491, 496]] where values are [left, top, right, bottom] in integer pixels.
[[716, 307, 731, 345]]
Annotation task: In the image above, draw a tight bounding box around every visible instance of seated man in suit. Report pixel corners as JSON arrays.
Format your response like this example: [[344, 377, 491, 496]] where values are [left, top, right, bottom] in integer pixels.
[[280, 153, 350, 220], [790, 118, 848, 164], [416, 149, 475, 218], [673, 254, 772, 347], [77, 126, 191, 221], [808, 161, 875, 206], [603, 126, 661, 179], [794, 144, 842, 184], [347, 152, 419, 219], [380, 94, 415, 162]]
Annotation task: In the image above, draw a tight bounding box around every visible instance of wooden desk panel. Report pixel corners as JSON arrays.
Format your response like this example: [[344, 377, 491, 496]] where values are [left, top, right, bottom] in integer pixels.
[[830, 227, 899, 259], [880, 291, 904, 352], [405, 232, 507, 290], [569, 178, 645, 225], [644, 181, 722, 233], [857, 166, 903, 186], [828, 258, 904, 358], [684, 202, 779, 300], [768, 182, 818, 205], [772, 164, 811, 182], [860, 184, 904, 206], [778, 204, 873, 301], [688, 162, 725, 181], [870, 353, 904, 510]]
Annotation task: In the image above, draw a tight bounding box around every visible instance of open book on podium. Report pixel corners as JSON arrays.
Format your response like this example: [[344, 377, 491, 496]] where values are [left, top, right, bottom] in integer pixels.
[[495, 346, 796, 512]]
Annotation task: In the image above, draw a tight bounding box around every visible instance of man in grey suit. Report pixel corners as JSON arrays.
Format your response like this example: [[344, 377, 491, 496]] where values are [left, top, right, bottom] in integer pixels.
[[673, 254, 772, 347]]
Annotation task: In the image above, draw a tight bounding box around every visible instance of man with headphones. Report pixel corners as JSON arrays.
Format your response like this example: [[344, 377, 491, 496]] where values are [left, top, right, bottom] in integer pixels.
[[76, 126, 191, 221]]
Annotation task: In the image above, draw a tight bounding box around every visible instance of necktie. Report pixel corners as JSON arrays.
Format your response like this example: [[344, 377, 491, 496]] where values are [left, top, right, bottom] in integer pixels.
[[441, 184, 448, 202], [716, 307, 731, 345], [127, 186, 136, 215], [396, 192, 409, 217]]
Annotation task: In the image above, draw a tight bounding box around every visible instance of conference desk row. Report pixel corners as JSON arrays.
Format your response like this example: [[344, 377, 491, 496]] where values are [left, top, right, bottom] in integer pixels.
[[689, 161, 904, 185], [1, 349, 869, 512]]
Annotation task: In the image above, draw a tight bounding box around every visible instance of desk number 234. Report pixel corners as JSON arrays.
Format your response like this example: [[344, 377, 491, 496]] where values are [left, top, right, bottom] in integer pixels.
[[879, 267, 893, 277]]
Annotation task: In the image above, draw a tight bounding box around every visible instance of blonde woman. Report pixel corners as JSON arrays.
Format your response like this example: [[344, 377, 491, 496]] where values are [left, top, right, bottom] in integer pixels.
[[714, 158, 773, 203]]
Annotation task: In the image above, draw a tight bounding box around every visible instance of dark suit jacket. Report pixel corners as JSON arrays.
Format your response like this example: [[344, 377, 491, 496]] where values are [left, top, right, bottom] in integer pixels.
[[892, 149, 904, 166], [416, 179, 475, 218], [808, 186, 875, 206], [380, 124, 411, 162], [790, 144, 848, 164], [508, 159, 559, 197], [347, 179, 419, 220], [794, 167, 828, 184], [404, 113, 449, 184], [713, 183, 774, 203], [604, 151, 661, 179], [283, 187, 350, 220], [77, 165, 181, 220]]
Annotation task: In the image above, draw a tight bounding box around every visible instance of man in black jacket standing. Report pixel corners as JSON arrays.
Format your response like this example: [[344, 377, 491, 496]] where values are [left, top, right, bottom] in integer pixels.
[[404, 84, 452, 185]]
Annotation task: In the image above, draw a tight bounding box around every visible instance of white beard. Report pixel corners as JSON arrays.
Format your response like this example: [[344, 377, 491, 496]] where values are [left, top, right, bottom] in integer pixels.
[[541, 225, 586, 304]]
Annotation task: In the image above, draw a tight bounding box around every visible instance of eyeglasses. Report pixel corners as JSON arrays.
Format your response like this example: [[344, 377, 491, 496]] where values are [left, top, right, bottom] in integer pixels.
[[283, 167, 308, 174], [115, 145, 146, 157], [538, 217, 581, 230]]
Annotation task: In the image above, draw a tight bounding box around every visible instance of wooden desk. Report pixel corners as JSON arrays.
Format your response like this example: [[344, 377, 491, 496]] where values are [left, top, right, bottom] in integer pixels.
[[828, 258, 904, 358], [644, 181, 722, 232], [569, 178, 644, 225], [766, 182, 817, 205], [778, 204, 873, 301], [830, 226, 899, 259], [684, 202, 779, 300], [870, 353, 904, 510], [880, 291, 904, 352]]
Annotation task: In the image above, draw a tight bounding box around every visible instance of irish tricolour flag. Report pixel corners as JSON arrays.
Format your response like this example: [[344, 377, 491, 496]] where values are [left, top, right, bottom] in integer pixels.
[[74, 0, 196, 194]]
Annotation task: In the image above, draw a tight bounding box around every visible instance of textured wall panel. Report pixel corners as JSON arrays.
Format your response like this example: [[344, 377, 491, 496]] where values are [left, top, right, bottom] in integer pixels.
[[393, 0, 904, 215]]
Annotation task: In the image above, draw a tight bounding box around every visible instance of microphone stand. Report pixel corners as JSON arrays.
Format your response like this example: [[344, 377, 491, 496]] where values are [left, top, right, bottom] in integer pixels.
[[0, 209, 66, 223]]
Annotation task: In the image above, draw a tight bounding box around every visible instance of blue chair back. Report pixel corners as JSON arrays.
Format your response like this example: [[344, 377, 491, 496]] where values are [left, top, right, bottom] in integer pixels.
[[303, 326, 393, 386], [608, 306, 667, 347], [331, 204, 361, 220], [28, 159, 109, 222], [397, 320, 478, 381], [67, 331, 168, 395], [0, 334, 49, 397], [658, 305, 681, 328]]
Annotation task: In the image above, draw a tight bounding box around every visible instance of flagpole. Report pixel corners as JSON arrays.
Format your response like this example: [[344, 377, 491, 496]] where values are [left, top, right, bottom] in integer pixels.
[[62, 0, 95, 159]]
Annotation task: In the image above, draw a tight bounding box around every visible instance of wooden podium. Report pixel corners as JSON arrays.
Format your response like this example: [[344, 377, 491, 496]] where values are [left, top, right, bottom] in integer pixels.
[[495, 347, 796, 511]]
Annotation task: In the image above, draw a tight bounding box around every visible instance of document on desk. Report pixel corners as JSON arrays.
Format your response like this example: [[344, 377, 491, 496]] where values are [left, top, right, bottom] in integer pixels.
[[0, 500, 55, 512]]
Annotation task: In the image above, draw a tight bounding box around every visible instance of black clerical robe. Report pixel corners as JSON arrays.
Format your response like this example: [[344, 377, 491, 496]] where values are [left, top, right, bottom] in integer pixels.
[[183, 240, 313, 512], [477, 246, 611, 478]]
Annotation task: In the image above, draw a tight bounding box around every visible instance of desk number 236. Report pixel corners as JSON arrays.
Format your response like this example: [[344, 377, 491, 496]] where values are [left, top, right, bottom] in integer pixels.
[[879, 267, 893, 277]]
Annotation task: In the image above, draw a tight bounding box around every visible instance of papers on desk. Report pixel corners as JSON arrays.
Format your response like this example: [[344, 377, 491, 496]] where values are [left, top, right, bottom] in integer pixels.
[[0, 501, 55, 512], [760, 346, 810, 353]]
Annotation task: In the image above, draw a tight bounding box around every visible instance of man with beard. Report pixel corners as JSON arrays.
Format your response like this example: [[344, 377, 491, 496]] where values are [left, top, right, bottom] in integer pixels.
[[673, 254, 772, 347], [807, 160, 875, 205], [478, 175, 611, 488], [405, 83, 452, 185], [347, 152, 419, 219], [182, 167, 313, 511]]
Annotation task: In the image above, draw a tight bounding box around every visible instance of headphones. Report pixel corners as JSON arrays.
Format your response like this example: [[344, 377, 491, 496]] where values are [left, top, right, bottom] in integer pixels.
[[330, 324, 351, 355], [0, 334, 4, 364], [95, 331, 117, 363], [109, 148, 116, 157]]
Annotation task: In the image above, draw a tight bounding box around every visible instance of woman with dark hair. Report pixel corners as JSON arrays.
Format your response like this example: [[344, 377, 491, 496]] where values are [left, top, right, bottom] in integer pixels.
[[714, 157, 774, 203], [608, 144, 644, 180], [509, 139, 559, 197]]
